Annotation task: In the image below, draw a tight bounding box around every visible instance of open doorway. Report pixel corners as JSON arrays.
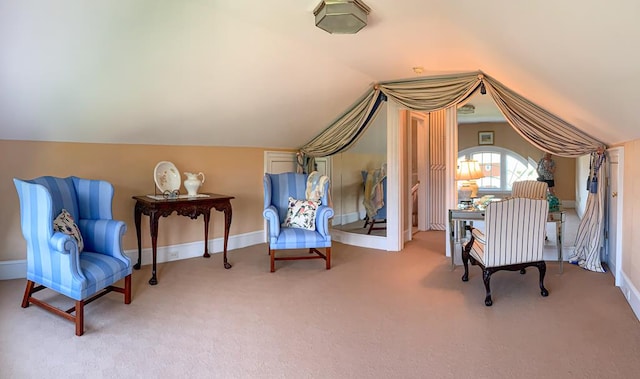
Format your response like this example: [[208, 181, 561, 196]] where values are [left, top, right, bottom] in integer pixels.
[[408, 111, 428, 236]]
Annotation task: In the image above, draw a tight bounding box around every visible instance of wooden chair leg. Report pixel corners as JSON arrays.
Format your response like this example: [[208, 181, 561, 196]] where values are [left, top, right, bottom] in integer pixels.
[[124, 274, 132, 304], [75, 300, 84, 336], [483, 269, 493, 306], [270, 248, 276, 273], [461, 239, 473, 282], [537, 261, 549, 297], [325, 247, 331, 270], [22, 280, 35, 308]]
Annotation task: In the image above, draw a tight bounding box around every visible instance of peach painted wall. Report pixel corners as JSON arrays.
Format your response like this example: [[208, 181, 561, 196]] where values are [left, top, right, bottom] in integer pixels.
[[458, 121, 576, 201], [1, 140, 290, 261]]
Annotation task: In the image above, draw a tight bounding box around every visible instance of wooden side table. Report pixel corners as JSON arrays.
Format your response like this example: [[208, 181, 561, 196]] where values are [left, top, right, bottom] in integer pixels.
[[132, 193, 234, 285]]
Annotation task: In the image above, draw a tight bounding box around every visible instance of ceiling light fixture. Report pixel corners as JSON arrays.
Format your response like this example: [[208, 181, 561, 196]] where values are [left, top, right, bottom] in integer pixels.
[[313, 0, 371, 34], [458, 104, 476, 115]]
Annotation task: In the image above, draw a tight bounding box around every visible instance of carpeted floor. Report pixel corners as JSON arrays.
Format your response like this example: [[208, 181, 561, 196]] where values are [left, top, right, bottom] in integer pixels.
[[1, 229, 639, 378]]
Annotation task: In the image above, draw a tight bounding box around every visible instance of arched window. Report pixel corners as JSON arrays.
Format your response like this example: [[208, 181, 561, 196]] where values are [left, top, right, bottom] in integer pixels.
[[458, 147, 538, 192]]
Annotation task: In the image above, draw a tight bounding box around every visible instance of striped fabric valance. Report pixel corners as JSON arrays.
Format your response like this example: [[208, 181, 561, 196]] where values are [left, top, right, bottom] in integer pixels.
[[299, 70, 606, 161]]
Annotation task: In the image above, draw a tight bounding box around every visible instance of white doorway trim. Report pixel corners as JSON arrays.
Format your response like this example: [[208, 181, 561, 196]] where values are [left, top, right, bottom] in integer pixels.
[[607, 147, 623, 286], [408, 111, 429, 235]]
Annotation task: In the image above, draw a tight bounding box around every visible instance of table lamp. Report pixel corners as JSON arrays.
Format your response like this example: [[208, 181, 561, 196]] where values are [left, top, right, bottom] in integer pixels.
[[456, 159, 484, 202]]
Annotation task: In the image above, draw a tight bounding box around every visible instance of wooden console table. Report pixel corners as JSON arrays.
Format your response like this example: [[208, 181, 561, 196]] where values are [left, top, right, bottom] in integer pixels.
[[132, 193, 234, 285]]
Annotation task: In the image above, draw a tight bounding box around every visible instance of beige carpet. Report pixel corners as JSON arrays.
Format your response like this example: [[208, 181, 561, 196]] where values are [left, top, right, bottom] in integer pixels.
[[1, 231, 639, 378]]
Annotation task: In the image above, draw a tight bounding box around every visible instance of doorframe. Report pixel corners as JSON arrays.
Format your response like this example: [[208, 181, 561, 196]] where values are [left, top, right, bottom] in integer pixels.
[[607, 147, 624, 286], [387, 101, 458, 254], [408, 111, 429, 235]]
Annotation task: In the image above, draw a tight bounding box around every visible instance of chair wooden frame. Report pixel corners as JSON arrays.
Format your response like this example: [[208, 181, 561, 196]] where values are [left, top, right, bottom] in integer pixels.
[[459, 197, 550, 306], [462, 235, 548, 306], [269, 247, 331, 273], [22, 276, 131, 336]]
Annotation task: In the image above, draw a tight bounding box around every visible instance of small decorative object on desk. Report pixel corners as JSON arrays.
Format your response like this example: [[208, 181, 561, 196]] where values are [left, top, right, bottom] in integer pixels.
[[163, 189, 180, 199], [547, 194, 560, 212], [184, 171, 205, 196], [473, 195, 496, 210]]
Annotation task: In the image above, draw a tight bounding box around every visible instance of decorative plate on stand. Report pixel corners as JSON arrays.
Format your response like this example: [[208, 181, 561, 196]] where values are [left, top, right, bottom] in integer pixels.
[[154, 161, 181, 194]]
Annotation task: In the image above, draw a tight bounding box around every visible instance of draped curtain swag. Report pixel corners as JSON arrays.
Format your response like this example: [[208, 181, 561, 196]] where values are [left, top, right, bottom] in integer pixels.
[[570, 151, 607, 272], [299, 70, 609, 273], [299, 70, 605, 162]]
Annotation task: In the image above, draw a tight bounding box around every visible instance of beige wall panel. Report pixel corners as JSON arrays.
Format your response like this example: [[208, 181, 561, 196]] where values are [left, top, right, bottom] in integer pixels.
[[1, 140, 291, 261]]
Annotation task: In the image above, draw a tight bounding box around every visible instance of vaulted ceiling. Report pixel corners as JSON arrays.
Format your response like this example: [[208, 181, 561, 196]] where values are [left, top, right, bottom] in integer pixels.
[[1, 1, 639, 148]]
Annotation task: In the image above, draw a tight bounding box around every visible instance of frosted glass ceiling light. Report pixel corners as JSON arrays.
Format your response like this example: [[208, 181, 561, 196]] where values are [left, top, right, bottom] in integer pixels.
[[313, 0, 371, 34]]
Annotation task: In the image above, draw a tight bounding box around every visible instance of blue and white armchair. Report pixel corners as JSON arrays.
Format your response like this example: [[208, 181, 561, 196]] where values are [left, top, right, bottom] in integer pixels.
[[263, 172, 333, 272], [13, 176, 132, 336]]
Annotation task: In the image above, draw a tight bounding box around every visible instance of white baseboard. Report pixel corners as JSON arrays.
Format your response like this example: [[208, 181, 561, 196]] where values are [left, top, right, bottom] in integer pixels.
[[618, 270, 640, 322], [123, 230, 264, 267], [0, 230, 265, 281], [0, 260, 27, 280], [332, 211, 363, 226], [332, 229, 387, 251]]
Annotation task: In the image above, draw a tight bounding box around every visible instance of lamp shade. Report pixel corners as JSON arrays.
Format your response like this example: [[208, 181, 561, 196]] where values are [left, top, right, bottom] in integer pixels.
[[313, 0, 370, 34], [456, 160, 483, 181]]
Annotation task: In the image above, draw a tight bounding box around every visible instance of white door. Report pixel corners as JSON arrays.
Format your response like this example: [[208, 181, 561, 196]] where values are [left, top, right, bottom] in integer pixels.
[[264, 151, 330, 176], [606, 147, 623, 286]]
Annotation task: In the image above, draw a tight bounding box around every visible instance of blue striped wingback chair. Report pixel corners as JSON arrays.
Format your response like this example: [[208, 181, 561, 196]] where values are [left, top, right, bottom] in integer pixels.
[[461, 197, 549, 306], [13, 176, 132, 336], [263, 172, 333, 272]]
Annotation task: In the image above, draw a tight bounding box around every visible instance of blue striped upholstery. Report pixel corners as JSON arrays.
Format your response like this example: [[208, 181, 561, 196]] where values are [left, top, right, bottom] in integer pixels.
[[13, 176, 131, 301], [263, 172, 333, 250], [470, 197, 548, 268], [263, 172, 333, 271], [511, 180, 548, 199]]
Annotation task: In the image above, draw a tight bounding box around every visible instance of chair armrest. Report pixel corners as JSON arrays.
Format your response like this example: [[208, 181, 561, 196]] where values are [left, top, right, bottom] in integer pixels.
[[49, 232, 77, 254], [315, 205, 334, 237], [470, 227, 485, 245], [78, 219, 130, 264], [46, 232, 86, 283], [263, 206, 280, 239]]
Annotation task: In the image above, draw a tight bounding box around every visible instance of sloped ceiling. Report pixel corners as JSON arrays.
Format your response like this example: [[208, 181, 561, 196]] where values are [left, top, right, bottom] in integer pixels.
[[1, 1, 639, 148]]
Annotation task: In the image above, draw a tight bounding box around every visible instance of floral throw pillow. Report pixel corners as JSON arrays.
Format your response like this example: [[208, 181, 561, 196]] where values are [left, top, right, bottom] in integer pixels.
[[283, 197, 320, 231], [53, 209, 84, 252]]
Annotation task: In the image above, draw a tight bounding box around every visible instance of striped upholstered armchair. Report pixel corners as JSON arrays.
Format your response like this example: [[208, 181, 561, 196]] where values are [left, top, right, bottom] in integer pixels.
[[461, 197, 549, 306], [263, 172, 333, 272], [13, 176, 132, 336], [511, 180, 548, 199]]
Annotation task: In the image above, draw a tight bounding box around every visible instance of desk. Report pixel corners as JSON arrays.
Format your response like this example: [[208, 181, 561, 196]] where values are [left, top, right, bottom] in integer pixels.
[[133, 193, 234, 285], [448, 208, 566, 273]]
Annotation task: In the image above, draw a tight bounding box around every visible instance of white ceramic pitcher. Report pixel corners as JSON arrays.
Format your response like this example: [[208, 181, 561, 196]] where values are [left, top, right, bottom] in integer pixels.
[[183, 172, 205, 196]]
